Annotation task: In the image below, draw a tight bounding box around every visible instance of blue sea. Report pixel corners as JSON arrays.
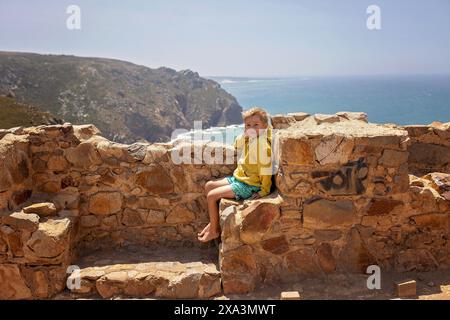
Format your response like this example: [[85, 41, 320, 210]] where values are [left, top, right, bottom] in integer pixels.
[[211, 75, 450, 125], [173, 75, 450, 144]]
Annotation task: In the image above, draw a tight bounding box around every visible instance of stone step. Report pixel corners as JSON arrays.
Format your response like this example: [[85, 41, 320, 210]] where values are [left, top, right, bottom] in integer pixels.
[[67, 245, 221, 299]]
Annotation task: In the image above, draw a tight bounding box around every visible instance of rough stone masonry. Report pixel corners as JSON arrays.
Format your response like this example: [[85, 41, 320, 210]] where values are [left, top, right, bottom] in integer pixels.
[[0, 111, 449, 299]]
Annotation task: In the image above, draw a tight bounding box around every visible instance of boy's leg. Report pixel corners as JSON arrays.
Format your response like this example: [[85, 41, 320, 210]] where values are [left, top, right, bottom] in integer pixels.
[[198, 185, 235, 242], [204, 177, 230, 195], [198, 177, 232, 237]]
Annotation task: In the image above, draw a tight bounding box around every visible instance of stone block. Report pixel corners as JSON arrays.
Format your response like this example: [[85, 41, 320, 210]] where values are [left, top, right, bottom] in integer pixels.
[[166, 205, 196, 224], [135, 165, 174, 194], [279, 137, 314, 165], [336, 111, 368, 122], [65, 141, 102, 168], [366, 199, 403, 216], [379, 149, 408, 167], [240, 201, 281, 244], [121, 208, 144, 227], [89, 192, 123, 215], [303, 198, 357, 229], [316, 243, 336, 273], [221, 245, 258, 294], [314, 114, 340, 124], [314, 136, 354, 165], [25, 218, 71, 260], [23, 202, 57, 217], [261, 235, 289, 255], [280, 291, 302, 300], [285, 248, 318, 276], [395, 280, 416, 298], [0, 264, 32, 299], [2, 211, 40, 232]]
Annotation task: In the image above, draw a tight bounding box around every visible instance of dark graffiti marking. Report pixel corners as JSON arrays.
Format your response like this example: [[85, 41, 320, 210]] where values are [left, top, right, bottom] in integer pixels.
[[311, 158, 368, 195]]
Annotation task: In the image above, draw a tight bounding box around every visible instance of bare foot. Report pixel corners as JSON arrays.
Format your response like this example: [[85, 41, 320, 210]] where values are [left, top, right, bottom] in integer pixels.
[[197, 228, 220, 242], [197, 223, 210, 237]]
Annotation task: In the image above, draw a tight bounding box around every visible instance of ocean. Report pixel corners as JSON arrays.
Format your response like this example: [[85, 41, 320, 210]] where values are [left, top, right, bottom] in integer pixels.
[[173, 75, 450, 145], [212, 75, 450, 126]]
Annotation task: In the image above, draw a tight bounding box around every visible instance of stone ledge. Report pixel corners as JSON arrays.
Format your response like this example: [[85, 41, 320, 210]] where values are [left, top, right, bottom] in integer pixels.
[[68, 245, 221, 299]]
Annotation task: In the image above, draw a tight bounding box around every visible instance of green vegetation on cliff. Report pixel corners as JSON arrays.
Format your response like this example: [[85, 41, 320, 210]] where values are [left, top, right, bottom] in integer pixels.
[[0, 96, 62, 129]]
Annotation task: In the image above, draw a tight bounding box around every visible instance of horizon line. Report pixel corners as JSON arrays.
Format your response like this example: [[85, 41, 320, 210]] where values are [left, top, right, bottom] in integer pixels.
[[206, 73, 450, 79]]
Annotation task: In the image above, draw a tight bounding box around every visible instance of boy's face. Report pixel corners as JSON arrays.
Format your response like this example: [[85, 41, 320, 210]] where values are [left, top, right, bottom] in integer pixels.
[[244, 115, 268, 138]]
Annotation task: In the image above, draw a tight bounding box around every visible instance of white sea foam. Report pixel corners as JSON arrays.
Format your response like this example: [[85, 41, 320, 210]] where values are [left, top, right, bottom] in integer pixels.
[[171, 124, 244, 145], [220, 79, 236, 84], [219, 78, 273, 84]]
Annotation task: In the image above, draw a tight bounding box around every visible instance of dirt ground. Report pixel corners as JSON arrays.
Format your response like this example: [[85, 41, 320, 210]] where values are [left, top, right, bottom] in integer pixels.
[[218, 270, 450, 300]]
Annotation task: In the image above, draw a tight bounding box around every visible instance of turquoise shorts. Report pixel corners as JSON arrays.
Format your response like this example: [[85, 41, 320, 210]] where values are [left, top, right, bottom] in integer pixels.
[[226, 176, 261, 200]]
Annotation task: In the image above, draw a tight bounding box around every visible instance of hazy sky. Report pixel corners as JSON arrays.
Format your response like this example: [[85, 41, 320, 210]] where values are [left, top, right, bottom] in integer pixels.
[[1, 0, 449, 77]]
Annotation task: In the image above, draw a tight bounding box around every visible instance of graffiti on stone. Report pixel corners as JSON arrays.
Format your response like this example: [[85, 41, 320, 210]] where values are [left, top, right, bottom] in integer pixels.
[[312, 158, 368, 195]]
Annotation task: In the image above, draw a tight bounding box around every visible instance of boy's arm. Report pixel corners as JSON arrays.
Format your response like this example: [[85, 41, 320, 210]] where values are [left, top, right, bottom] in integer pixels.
[[258, 174, 272, 197], [258, 140, 272, 197]]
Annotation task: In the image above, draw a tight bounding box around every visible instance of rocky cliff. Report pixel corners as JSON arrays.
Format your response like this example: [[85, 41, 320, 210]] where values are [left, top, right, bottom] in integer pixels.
[[0, 51, 242, 143]]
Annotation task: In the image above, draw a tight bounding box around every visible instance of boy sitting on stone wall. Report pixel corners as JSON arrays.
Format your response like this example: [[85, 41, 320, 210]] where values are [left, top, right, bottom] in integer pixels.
[[198, 107, 273, 242]]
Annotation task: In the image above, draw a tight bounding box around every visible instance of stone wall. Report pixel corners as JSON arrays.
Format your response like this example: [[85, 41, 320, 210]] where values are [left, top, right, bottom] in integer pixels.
[[0, 123, 235, 298], [6, 124, 235, 249], [1, 111, 450, 298], [0, 129, 76, 298], [403, 122, 450, 176], [219, 113, 450, 294], [0, 130, 32, 212]]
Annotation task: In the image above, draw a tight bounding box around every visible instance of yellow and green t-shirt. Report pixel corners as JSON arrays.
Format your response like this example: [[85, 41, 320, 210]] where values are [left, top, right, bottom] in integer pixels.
[[232, 127, 273, 197]]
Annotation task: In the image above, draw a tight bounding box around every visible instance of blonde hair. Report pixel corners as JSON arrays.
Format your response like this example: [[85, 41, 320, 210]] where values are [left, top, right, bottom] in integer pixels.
[[242, 107, 270, 125]]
